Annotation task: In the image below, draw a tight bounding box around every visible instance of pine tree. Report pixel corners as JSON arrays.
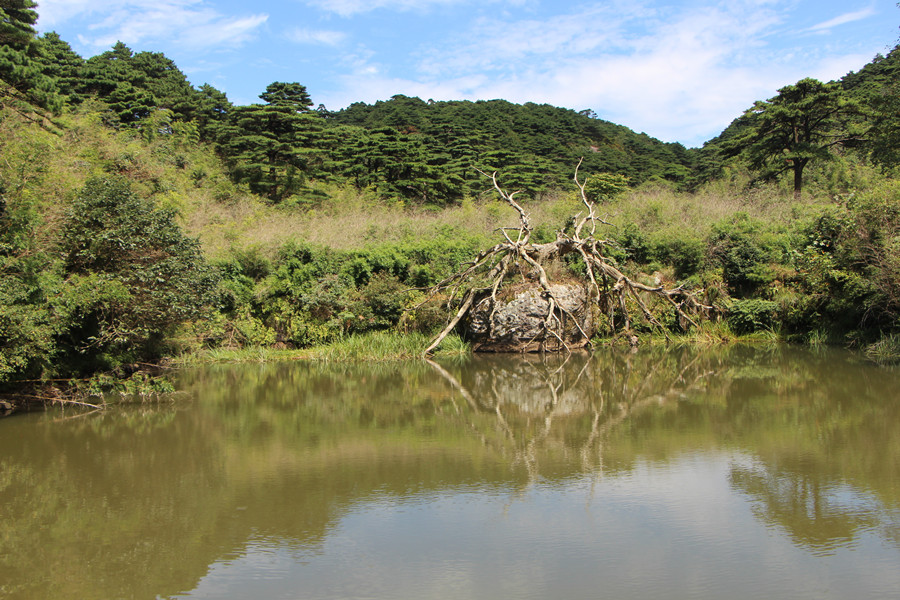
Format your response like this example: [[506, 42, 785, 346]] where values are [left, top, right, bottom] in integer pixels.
[[0, 0, 62, 112], [724, 78, 864, 198], [34, 31, 83, 100], [222, 82, 325, 202]]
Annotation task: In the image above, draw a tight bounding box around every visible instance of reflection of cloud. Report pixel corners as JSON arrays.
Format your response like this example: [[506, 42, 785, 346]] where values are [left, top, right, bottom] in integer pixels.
[[807, 7, 878, 33], [39, 0, 267, 51]]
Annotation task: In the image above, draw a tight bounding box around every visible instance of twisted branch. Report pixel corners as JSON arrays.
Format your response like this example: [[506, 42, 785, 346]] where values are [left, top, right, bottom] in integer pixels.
[[418, 166, 716, 355]]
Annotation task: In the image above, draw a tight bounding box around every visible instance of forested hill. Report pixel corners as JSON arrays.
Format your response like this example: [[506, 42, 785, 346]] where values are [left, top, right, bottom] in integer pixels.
[[326, 96, 695, 196]]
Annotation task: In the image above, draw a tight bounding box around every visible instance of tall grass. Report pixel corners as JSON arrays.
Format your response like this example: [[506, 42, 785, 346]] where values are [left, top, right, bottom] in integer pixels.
[[865, 334, 900, 365], [184, 172, 826, 264], [313, 331, 470, 361], [180, 332, 471, 364]]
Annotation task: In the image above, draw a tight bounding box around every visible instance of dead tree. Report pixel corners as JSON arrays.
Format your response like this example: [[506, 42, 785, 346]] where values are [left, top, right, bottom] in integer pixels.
[[421, 162, 715, 355]]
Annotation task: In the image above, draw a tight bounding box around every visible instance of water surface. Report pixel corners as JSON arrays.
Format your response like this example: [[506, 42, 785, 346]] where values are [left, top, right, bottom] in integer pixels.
[[1, 345, 899, 599]]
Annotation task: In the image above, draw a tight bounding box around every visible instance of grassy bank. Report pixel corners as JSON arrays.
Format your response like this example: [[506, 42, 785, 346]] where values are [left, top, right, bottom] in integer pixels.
[[178, 332, 470, 365]]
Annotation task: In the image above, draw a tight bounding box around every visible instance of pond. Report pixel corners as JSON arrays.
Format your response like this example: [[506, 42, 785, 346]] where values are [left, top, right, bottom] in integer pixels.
[[1, 345, 899, 599]]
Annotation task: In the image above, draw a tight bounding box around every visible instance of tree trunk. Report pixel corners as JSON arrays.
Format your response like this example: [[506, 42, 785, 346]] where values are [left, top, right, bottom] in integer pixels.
[[793, 160, 805, 200]]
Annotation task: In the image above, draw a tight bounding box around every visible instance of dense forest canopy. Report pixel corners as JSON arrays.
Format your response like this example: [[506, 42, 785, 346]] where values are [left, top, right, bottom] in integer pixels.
[[1, 2, 900, 399]]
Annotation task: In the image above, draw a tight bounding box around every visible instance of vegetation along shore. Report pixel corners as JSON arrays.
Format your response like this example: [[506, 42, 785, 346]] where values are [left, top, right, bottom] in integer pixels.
[[2, 1, 900, 410]]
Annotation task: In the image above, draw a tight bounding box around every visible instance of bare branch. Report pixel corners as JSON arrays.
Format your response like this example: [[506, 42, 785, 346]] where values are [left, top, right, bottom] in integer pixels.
[[413, 166, 717, 354]]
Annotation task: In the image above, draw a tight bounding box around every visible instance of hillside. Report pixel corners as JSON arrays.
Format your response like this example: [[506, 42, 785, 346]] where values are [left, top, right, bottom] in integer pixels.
[[327, 96, 696, 197]]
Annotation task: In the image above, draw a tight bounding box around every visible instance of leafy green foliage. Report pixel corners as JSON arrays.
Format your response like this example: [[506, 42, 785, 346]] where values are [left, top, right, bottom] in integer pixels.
[[727, 299, 779, 334], [33, 31, 82, 99], [0, 0, 36, 47], [0, 247, 61, 383], [210, 234, 484, 349], [58, 176, 217, 371], [0, 0, 62, 112], [583, 172, 629, 203], [708, 215, 781, 297], [855, 46, 900, 168]]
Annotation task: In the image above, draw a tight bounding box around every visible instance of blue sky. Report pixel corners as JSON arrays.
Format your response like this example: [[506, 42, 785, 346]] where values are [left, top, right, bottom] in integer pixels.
[[35, 0, 899, 147]]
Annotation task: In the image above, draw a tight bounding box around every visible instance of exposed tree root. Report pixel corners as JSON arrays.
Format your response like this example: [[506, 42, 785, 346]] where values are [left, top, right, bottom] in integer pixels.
[[420, 162, 716, 355]]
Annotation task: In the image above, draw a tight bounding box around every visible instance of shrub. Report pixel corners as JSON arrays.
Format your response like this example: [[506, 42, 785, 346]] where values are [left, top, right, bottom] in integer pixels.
[[708, 215, 778, 297], [726, 299, 779, 334], [58, 176, 217, 370]]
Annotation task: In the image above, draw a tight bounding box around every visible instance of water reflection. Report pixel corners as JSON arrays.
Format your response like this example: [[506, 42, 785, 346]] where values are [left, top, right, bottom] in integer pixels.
[[1, 345, 899, 599]]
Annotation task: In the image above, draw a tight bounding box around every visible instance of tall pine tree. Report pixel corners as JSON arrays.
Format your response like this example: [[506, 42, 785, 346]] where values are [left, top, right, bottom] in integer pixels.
[[222, 82, 325, 202], [0, 0, 61, 112]]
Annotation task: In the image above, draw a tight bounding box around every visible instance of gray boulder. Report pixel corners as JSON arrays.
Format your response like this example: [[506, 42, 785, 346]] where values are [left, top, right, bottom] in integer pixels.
[[463, 283, 595, 351]]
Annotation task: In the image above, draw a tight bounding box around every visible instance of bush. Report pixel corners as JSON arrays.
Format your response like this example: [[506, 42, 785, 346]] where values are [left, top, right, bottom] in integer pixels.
[[727, 299, 779, 334], [708, 215, 779, 297], [58, 176, 217, 370]]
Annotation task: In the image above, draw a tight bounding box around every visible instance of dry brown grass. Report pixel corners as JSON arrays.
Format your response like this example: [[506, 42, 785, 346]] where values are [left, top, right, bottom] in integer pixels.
[[608, 178, 818, 236], [185, 183, 586, 257], [182, 174, 832, 260]]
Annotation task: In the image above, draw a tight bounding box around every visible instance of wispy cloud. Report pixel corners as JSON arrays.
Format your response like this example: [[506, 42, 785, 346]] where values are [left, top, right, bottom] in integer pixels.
[[40, 0, 267, 52], [303, 0, 527, 18], [286, 28, 348, 46], [331, 1, 793, 145], [808, 6, 877, 32]]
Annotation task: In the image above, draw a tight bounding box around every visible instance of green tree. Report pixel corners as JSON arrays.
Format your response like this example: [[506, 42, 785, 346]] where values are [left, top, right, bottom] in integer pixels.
[[75, 42, 199, 126], [194, 82, 232, 142], [869, 83, 900, 168], [583, 172, 629, 203], [76, 40, 136, 97], [0, 0, 62, 112], [861, 46, 900, 169], [0, 180, 62, 385], [0, 0, 36, 47], [725, 78, 863, 198], [222, 82, 325, 202], [34, 31, 83, 100], [58, 177, 216, 371]]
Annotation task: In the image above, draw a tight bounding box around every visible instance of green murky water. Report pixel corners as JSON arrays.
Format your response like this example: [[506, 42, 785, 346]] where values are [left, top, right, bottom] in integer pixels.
[[2, 345, 899, 599]]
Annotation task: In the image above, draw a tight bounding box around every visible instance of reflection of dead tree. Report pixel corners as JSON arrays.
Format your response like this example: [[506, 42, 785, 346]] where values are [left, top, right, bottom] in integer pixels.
[[427, 349, 724, 488], [422, 163, 715, 355]]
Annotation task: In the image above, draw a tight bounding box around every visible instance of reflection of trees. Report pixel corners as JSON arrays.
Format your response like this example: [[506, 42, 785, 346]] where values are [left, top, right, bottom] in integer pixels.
[[715, 346, 900, 553], [429, 346, 900, 553], [3, 346, 899, 598], [730, 462, 885, 554]]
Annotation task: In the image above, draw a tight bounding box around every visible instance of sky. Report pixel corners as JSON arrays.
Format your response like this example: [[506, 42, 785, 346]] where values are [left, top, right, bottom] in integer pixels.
[[34, 0, 900, 147]]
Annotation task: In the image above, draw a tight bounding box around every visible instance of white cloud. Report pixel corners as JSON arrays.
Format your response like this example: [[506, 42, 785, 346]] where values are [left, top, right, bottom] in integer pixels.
[[807, 7, 878, 32], [38, 0, 267, 52], [183, 14, 269, 49], [303, 0, 527, 18], [347, 1, 793, 145], [286, 28, 348, 46], [36, 0, 109, 28]]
